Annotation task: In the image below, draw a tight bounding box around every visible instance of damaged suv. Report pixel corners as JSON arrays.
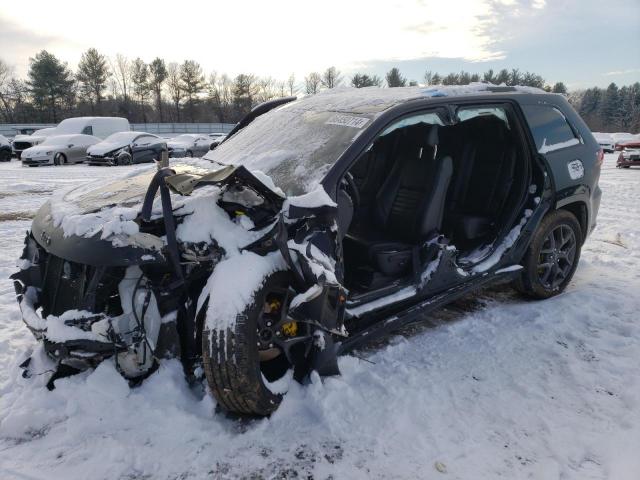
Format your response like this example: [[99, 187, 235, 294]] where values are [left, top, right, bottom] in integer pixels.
[[13, 85, 602, 415]]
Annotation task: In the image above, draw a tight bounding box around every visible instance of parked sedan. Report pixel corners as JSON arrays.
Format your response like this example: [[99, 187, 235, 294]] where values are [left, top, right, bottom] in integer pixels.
[[21, 134, 101, 166], [616, 140, 640, 168], [86, 132, 166, 166], [167, 134, 213, 157]]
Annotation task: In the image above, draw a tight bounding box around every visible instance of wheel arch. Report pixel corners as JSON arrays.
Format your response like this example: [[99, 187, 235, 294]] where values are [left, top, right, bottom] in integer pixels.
[[557, 200, 587, 244]]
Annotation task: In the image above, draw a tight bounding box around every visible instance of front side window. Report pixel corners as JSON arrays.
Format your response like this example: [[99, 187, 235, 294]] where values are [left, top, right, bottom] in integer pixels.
[[82, 126, 93, 135], [522, 105, 580, 153]]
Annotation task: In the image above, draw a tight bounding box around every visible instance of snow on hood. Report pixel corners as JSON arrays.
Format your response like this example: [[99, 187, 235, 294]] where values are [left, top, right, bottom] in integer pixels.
[[87, 141, 127, 156], [22, 145, 55, 156], [47, 161, 280, 250]]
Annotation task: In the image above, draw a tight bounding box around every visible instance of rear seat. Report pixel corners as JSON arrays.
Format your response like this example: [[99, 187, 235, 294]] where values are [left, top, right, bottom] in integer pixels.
[[444, 115, 516, 242]]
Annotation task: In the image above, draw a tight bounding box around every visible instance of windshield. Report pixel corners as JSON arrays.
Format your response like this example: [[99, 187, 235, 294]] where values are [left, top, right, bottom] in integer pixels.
[[204, 104, 374, 196], [104, 132, 138, 144]]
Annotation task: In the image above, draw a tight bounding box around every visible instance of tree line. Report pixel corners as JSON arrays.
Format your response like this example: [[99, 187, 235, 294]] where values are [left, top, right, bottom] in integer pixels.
[[0, 49, 638, 133]]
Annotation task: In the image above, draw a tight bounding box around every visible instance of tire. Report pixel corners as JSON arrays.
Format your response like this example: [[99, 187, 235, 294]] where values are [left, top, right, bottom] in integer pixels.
[[202, 272, 293, 416], [515, 210, 582, 299], [186, 150, 193, 158], [53, 153, 66, 166], [117, 152, 133, 165], [0, 150, 10, 162]]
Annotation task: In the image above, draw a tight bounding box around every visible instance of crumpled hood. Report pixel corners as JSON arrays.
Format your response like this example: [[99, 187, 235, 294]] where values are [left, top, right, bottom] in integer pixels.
[[87, 141, 127, 156]]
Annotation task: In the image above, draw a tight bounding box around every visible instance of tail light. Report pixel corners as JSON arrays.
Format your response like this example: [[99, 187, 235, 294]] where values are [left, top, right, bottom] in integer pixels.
[[596, 148, 604, 167]]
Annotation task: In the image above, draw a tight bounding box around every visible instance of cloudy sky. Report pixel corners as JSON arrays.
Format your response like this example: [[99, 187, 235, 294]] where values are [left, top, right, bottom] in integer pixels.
[[0, 0, 638, 89]]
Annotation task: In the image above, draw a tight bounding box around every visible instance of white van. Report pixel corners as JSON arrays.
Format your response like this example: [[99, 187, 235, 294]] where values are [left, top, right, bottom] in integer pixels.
[[55, 117, 130, 139]]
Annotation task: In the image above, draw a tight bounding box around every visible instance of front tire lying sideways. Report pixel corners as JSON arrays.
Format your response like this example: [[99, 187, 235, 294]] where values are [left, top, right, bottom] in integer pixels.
[[516, 209, 582, 299], [202, 272, 294, 416]]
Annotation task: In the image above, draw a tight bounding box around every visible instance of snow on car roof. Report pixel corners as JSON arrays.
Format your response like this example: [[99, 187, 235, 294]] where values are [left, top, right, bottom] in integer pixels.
[[284, 83, 545, 115]]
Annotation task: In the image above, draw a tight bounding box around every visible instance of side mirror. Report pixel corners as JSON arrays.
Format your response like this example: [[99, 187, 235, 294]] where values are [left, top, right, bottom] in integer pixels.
[[68, 144, 74, 148], [132, 143, 138, 147]]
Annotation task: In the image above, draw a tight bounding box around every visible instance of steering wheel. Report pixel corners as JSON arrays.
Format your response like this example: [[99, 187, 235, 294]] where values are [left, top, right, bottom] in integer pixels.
[[342, 172, 361, 210]]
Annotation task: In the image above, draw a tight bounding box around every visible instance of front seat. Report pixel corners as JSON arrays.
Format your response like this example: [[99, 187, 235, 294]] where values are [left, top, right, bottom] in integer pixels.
[[349, 123, 453, 277]]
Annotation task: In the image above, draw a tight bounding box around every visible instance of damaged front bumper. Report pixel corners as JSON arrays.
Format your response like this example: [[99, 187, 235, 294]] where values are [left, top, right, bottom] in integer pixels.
[[12, 230, 181, 379]]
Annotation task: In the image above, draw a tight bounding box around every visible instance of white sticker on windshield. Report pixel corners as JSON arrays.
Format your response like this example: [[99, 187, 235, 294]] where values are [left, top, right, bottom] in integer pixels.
[[326, 114, 369, 129]]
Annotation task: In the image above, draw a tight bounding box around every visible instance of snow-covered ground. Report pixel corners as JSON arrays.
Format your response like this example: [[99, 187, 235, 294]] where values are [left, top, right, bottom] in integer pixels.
[[0, 156, 638, 479]]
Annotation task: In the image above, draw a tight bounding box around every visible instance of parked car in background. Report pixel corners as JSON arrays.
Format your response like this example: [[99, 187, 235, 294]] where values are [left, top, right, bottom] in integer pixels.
[[616, 140, 640, 168], [86, 131, 165, 165], [592, 132, 615, 153], [12, 117, 129, 159], [612, 132, 635, 149], [208, 132, 227, 150], [167, 134, 213, 157], [0, 134, 12, 161], [11, 127, 57, 159], [21, 134, 101, 166]]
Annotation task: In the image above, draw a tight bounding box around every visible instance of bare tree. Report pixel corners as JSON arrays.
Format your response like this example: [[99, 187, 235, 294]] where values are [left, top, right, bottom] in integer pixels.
[[208, 72, 233, 123], [287, 73, 296, 96], [0, 59, 15, 122], [305, 72, 322, 94], [111, 54, 131, 115], [166, 62, 182, 122], [321, 66, 342, 89]]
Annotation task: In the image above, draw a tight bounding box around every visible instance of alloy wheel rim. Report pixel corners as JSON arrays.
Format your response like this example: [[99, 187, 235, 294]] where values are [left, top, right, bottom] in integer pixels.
[[537, 224, 576, 289]]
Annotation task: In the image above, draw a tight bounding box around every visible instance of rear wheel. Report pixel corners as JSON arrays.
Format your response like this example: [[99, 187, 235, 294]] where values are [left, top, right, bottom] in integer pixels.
[[202, 272, 304, 416], [0, 150, 10, 162], [515, 210, 582, 299]]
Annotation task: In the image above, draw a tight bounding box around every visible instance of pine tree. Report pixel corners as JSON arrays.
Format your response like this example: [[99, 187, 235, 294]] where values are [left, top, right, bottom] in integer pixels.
[[180, 60, 205, 122], [149, 58, 168, 121], [131, 58, 150, 122], [76, 48, 109, 112], [351, 74, 382, 88], [386, 67, 406, 88], [27, 50, 74, 122]]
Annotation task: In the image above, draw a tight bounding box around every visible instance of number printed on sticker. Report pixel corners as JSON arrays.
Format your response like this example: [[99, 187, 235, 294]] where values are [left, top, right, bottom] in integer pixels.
[[325, 114, 370, 129]]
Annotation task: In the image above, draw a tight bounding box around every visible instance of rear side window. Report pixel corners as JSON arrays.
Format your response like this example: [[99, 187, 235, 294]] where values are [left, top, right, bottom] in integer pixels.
[[522, 105, 580, 153]]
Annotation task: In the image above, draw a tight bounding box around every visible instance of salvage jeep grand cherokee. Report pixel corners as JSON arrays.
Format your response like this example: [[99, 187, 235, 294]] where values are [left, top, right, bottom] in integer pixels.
[[12, 85, 602, 415]]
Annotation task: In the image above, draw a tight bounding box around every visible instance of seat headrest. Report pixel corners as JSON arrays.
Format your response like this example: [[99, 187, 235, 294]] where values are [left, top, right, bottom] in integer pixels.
[[426, 125, 439, 147], [401, 123, 439, 147]]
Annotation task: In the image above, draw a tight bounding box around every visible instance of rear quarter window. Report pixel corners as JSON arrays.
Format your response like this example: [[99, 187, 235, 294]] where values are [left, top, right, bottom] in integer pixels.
[[522, 105, 581, 154]]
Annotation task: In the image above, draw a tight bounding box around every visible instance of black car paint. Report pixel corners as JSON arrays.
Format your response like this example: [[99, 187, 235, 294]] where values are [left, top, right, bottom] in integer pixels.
[[12, 90, 600, 383], [87, 134, 166, 165], [0, 144, 11, 161]]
